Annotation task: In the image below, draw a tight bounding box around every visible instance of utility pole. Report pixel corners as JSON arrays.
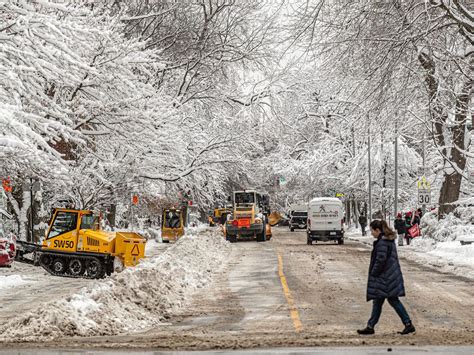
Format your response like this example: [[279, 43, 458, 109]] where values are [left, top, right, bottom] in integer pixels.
[[367, 114, 372, 223], [29, 178, 34, 243], [351, 126, 356, 157], [394, 117, 399, 221], [422, 131, 426, 215]]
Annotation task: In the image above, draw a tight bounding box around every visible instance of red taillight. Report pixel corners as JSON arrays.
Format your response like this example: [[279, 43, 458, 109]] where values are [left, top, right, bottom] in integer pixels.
[[232, 220, 238, 227]]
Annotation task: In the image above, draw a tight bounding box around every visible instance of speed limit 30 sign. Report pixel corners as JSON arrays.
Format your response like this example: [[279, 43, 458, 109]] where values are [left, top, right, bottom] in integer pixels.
[[418, 189, 431, 205]]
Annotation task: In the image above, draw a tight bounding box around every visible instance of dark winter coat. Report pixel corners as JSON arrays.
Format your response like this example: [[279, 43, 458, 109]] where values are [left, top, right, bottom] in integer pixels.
[[394, 218, 406, 235], [367, 234, 406, 301], [359, 215, 368, 226], [405, 217, 412, 229], [412, 215, 421, 226]]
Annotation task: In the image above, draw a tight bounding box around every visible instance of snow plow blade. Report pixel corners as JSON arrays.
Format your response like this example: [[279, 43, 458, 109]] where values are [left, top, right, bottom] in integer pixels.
[[114, 232, 146, 267]]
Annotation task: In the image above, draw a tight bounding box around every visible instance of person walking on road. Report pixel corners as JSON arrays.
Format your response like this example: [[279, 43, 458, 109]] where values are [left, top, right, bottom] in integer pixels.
[[359, 214, 368, 236], [357, 220, 416, 335], [394, 213, 406, 246]]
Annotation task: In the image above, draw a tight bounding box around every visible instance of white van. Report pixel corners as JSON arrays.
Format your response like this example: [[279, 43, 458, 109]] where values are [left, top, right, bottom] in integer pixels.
[[307, 197, 344, 245]]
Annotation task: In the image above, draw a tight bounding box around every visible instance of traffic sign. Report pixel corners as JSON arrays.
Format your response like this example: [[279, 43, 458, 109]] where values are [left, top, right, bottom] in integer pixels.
[[417, 176, 431, 205], [417, 176, 431, 190], [2, 177, 12, 193], [418, 189, 431, 205]]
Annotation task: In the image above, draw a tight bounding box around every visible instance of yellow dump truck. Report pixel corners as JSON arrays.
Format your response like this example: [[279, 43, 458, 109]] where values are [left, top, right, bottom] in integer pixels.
[[224, 190, 272, 243], [28, 208, 146, 279], [161, 208, 184, 243]]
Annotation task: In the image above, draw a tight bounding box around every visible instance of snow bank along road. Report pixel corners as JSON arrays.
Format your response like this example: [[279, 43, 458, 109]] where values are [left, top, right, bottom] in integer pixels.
[[0, 227, 473, 351]]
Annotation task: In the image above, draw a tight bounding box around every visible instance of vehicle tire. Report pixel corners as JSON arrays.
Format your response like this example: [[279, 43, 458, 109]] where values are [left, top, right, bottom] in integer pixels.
[[86, 258, 105, 279], [307, 235, 312, 245], [338, 238, 344, 245], [162, 240, 170, 244], [68, 258, 85, 276], [257, 223, 266, 242], [52, 258, 67, 274], [290, 228, 295, 232]]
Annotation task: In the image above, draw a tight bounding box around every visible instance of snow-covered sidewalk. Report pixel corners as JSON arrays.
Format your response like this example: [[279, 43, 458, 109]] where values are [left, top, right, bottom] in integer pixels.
[[0, 228, 230, 342], [347, 231, 474, 280]]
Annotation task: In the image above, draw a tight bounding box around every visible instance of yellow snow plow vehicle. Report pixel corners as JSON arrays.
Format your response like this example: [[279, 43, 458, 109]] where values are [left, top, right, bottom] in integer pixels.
[[268, 211, 283, 226], [208, 207, 232, 226], [16, 208, 146, 279], [224, 190, 272, 243], [161, 208, 184, 243]]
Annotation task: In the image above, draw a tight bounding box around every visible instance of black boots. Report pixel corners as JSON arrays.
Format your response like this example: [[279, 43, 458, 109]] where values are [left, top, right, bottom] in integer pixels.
[[357, 326, 375, 335], [357, 323, 415, 335], [398, 322, 416, 335]]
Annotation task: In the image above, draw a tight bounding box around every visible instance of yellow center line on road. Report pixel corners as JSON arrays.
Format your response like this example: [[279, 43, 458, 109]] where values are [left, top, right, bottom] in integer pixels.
[[277, 253, 303, 333]]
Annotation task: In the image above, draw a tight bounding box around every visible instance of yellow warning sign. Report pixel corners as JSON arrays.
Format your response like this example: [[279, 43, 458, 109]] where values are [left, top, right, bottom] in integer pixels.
[[417, 176, 431, 190], [131, 244, 140, 256]]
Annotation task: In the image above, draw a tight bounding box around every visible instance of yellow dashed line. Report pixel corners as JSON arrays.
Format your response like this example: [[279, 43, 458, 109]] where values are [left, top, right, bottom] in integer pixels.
[[278, 254, 303, 332]]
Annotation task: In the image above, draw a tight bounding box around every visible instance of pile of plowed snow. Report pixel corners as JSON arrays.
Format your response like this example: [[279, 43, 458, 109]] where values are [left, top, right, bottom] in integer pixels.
[[0, 228, 230, 342]]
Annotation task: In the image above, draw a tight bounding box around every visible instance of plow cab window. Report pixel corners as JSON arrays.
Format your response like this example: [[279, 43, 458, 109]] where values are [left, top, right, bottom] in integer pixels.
[[48, 211, 78, 238], [165, 211, 181, 228], [234, 193, 255, 205], [80, 214, 98, 230]]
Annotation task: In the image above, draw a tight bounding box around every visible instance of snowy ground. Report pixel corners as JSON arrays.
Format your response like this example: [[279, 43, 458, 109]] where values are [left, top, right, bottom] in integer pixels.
[[1, 227, 473, 351], [347, 228, 474, 280], [0, 227, 230, 342], [0, 275, 32, 290]]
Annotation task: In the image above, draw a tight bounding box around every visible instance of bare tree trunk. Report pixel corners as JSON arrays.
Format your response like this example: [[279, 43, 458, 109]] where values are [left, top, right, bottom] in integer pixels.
[[7, 186, 31, 241], [438, 79, 472, 217], [418, 50, 472, 218]]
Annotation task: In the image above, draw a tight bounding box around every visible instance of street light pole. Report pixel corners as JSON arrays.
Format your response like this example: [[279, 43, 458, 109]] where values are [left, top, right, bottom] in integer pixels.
[[352, 126, 356, 157], [394, 117, 399, 221], [30, 178, 34, 243], [422, 131, 426, 215], [367, 113, 372, 223]]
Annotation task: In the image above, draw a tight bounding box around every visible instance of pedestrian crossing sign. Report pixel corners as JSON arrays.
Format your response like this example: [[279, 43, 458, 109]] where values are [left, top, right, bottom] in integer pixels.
[[417, 176, 430, 190]]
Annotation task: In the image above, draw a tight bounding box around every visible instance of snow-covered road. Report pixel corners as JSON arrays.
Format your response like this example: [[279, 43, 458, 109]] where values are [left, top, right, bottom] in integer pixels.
[[0, 227, 473, 351], [0, 227, 230, 341]]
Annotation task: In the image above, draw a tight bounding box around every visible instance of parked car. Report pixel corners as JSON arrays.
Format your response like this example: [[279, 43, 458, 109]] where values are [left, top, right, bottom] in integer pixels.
[[307, 197, 344, 245]]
